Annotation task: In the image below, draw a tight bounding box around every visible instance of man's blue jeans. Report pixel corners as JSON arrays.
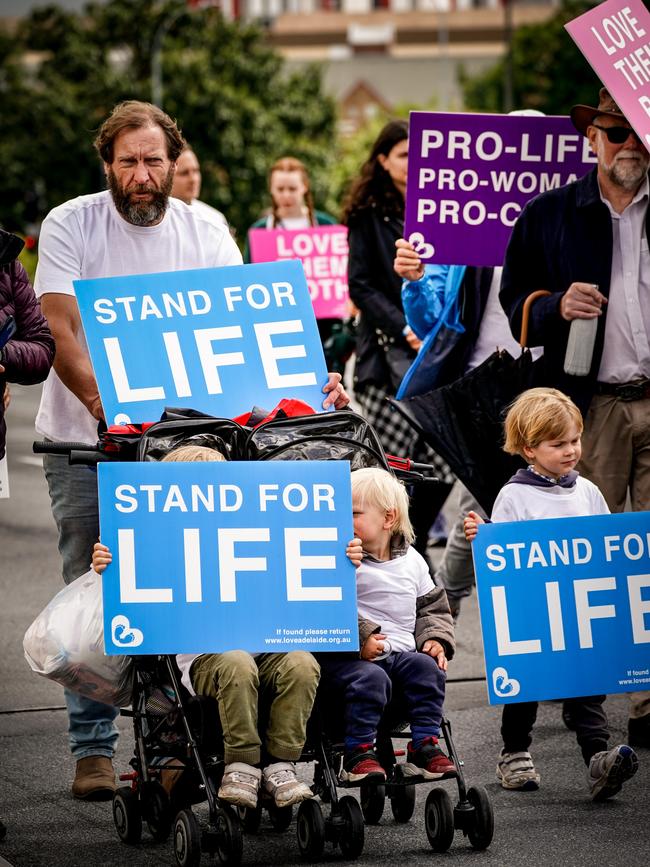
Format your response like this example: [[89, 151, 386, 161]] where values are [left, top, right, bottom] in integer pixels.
[[43, 452, 119, 760]]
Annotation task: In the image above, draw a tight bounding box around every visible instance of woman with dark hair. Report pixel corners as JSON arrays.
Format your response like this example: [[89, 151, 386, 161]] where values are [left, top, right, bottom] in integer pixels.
[[342, 120, 454, 560]]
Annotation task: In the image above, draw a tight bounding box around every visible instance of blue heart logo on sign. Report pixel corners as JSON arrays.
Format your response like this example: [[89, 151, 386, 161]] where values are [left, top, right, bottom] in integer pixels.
[[492, 666, 521, 698], [111, 615, 144, 648]]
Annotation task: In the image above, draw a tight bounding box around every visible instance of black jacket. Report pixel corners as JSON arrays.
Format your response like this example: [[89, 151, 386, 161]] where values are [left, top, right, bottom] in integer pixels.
[[499, 168, 647, 414], [347, 205, 413, 390]]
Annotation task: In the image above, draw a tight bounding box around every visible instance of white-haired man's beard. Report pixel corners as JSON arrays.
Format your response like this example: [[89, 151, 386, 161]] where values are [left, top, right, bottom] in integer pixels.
[[597, 137, 650, 191], [107, 166, 174, 226]]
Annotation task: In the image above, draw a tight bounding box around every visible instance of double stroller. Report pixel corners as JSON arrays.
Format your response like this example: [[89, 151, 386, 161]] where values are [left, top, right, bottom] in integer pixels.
[[36, 406, 493, 865]]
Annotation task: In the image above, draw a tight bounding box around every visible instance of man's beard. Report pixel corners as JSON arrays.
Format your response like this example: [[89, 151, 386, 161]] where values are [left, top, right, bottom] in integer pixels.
[[107, 166, 174, 226], [598, 139, 650, 191]]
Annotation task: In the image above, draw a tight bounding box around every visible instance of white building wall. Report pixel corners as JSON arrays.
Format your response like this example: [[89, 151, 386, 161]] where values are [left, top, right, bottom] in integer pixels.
[[342, 0, 373, 13]]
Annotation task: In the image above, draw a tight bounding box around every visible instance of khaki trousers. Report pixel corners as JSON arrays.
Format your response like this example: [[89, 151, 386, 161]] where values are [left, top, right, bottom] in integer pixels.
[[190, 651, 320, 765], [579, 393, 650, 719]]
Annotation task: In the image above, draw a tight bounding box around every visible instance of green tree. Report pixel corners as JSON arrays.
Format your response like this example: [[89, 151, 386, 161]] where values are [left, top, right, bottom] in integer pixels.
[[461, 0, 601, 114], [0, 0, 337, 240]]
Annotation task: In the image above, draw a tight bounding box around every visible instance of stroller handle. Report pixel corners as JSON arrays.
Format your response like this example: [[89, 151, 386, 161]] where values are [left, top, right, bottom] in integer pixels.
[[33, 440, 100, 455], [386, 454, 437, 476], [32, 440, 110, 466]]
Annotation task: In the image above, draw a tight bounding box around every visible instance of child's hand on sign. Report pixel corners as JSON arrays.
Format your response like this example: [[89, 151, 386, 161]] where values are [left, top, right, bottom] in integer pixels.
[[346, 538, 364, 569], [92, 541, 112, 574], [421, 639, 448, 671], [463, 510, 484, 543]]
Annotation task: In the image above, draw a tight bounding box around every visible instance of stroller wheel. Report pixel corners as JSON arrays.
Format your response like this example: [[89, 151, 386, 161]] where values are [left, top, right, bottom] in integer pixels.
[[113, 786, 142, 845], [390, 783, 416, 823], [211, 805, 243, 867], [338, 795, 365, 860], [360, 782, 385, 824], [425, 788, 454, 853], [466, 785, 494, 850], [296, 798, 325, 861], [268, 802, 293, 832], [174, 808, 201, 867], [142, 781, 172, 842], [237, 802, 262, 834]]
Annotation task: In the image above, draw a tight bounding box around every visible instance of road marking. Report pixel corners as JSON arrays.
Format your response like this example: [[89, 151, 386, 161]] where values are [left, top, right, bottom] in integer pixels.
[[0, 856, 15, 866]]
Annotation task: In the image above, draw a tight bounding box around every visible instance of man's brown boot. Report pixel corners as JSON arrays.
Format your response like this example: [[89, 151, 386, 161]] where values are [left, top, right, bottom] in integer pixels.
[[71, 756, 116, 800]]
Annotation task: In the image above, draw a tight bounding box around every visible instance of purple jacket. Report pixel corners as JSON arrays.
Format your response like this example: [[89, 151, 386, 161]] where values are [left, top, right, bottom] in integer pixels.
[[0, 230, 55, 459]]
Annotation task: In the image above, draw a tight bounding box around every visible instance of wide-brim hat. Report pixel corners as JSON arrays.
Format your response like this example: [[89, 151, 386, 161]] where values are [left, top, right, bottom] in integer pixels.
[[570, 87, 627, 136]]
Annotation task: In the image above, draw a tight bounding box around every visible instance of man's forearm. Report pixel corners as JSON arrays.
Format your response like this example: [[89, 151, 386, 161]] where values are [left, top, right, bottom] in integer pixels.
[[52, 330, 103, 418]]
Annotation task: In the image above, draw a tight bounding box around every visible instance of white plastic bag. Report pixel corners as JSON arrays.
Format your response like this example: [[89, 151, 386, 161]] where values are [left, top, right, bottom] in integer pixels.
[[23, 569, 133, 707]]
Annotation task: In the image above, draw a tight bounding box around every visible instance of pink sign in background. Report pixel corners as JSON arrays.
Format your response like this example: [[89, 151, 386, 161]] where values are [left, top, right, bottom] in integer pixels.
[[248, 226, 349, 320], [566, 0, 650, 148]]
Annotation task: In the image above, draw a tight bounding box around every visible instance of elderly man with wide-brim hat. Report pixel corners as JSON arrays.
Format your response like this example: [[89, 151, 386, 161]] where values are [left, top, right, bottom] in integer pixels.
[[500, 85, 650, 759]]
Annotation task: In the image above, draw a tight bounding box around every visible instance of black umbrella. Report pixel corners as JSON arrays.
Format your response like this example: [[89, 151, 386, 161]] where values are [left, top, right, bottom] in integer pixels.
[[391, 291, 550, 514]]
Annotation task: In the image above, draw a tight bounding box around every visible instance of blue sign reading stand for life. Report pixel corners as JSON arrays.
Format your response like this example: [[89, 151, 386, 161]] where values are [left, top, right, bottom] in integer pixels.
[[472, 511, 650, 705], [98, 459, 358, 655], [74, 260, 330, 425]]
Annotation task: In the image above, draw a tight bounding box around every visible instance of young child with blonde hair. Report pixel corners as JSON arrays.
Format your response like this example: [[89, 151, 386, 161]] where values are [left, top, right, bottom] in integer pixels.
[[465, 387, 639, 801], [320, 467, 456, 783], [92, 443, 319, 811]]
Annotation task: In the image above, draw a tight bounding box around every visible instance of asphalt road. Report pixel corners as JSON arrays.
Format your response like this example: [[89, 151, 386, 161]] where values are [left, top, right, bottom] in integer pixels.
[[0, 385, 648, 867]]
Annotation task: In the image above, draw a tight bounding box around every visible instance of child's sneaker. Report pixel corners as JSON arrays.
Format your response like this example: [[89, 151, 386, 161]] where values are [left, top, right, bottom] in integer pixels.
[[262, 762, 313, 808], [339, 744, 386, 784], [218, 762, 261, 810], [496, 751, 540, 790], [404, 737, 456, 780], [588, 744, 638, 802]]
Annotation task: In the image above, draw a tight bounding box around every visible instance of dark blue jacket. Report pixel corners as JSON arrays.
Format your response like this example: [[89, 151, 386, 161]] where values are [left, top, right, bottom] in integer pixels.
[[499, 168, 648, 414]]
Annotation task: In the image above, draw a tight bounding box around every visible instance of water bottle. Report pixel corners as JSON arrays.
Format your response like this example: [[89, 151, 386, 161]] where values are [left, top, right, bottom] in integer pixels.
[[563, 315, 598, 377]]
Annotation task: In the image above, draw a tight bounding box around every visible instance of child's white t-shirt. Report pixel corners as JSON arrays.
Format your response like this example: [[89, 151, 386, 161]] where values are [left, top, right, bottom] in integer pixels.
[[357, 546, 433, 653], [491, 476, 610, 524]]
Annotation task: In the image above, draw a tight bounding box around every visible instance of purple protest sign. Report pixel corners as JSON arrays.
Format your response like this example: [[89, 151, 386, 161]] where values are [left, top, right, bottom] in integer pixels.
[[404, 112, 596, 267], [248, 226, 349, 319], [566, 0, 650, 149]]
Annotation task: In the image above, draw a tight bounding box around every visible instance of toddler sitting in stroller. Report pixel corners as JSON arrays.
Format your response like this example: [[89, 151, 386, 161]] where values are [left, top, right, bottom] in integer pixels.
[[319, 467, 456, 783], [92, 443, 319, 812]]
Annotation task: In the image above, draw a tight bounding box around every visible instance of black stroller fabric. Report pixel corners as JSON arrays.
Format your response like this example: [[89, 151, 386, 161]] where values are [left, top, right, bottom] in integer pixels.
[[244, 410, 390, 470], [136, 417, 248, 463]]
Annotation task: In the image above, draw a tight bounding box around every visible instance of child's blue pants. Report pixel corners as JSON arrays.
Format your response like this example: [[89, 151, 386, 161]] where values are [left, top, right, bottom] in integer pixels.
[[319, 650, 446, 752]]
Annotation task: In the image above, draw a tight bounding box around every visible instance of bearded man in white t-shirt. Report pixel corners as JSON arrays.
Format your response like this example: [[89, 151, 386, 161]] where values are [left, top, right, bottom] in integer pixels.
[[34, 100, 348, 800]]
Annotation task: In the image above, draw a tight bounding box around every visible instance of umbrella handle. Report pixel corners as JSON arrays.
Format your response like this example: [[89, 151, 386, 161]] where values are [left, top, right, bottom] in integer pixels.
[[519, 289, 552, 348]]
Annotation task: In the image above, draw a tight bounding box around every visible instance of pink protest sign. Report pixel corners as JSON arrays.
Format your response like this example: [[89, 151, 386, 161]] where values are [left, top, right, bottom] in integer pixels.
[[248, 226, 349, 319], [566, 0, 650, 148]]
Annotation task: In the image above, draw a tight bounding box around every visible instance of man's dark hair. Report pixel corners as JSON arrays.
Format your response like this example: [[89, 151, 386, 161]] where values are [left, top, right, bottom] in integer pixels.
[[94, 100, 186, 164]]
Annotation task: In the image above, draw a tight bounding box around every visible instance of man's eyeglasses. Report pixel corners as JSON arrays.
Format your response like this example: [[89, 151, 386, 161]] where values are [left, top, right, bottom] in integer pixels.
[[591, 123, 640, 145]]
